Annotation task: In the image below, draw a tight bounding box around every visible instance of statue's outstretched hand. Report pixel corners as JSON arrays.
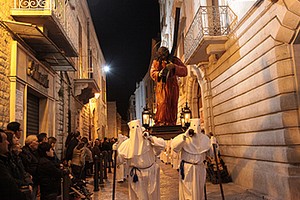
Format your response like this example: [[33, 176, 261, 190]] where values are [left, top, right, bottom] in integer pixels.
[[166, 62, 175, 70], [159, 68, 169, 77]]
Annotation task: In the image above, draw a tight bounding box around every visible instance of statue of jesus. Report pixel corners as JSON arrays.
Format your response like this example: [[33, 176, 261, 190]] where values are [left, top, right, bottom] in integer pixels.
[[150, 46, 187, 126]]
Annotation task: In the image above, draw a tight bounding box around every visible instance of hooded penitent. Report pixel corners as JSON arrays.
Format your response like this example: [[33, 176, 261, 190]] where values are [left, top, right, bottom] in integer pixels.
[[182, 118, 211, 154], [116, 134, 128, 149], [118, 119, 151, 159]]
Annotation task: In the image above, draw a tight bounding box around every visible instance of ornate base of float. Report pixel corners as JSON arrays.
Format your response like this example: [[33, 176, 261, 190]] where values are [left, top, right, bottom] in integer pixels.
[[149, 125, 185, 140]]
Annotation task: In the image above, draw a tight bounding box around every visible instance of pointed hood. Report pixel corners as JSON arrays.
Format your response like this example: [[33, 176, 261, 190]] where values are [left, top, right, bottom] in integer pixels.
[[118, 119, 151, 159], [115, 134, 128, 149], [183, 118, 211, 154]]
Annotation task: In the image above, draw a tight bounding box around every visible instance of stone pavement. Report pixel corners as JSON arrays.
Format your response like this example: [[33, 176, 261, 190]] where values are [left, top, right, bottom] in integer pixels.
[[86, 162, 265, 200]]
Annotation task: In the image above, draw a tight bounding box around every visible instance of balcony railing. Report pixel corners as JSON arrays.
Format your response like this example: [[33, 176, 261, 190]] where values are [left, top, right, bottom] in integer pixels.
[[13, 0, 66, 27], [184, 6, 237, 62]]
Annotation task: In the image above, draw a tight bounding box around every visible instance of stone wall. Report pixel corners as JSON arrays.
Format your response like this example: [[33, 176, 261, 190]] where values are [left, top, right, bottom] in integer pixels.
[[0, 1, 13, 129], [0, 27, 11, 129], [206, 1, 300, 199]]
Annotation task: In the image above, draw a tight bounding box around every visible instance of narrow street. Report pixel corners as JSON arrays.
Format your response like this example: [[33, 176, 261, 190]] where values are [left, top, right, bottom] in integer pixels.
[[86, 162, 264, 200]]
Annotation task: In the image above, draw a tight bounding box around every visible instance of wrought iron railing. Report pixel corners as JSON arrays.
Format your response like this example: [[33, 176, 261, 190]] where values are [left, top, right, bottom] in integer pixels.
[[184, 6, 237, 61], [13, 0, 66, 27]]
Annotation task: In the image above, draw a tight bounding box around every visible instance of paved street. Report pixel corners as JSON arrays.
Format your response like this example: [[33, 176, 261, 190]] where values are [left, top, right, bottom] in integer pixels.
[[86, 161, 265, 200]]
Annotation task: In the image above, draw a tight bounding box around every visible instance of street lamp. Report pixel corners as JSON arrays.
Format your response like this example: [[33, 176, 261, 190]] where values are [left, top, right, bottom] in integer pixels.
[[180, 109, 185, 128], [142, 107, 151, 129], [103, 65, 110, 73], [181, 102, 192, 129]]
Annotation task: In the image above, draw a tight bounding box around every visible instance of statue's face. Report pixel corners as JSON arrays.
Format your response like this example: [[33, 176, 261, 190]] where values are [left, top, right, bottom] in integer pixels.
[[158, 47, 169, 60]]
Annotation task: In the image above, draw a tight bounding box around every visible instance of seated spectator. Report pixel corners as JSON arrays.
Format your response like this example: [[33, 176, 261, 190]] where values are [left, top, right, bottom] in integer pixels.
[[0, 129, 26, 200], [37, 142, 63, 200]]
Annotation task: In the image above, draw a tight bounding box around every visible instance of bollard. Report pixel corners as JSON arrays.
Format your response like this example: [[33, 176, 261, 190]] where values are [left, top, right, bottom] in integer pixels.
[[99, 153, 104, 184], [93, 155, 99, 192], [63, 168, 71, 200], [103, 151, 108, 179], [108, 150, 112, 173]]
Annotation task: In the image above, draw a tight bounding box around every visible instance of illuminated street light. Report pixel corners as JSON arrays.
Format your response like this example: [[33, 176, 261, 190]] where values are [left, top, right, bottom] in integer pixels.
[[103, 65, 110, 73]]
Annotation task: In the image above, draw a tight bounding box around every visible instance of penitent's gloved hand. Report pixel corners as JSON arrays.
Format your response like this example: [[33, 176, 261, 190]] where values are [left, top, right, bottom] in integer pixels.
[[183, 129, 191, 141], [210, 136, 217, 145]]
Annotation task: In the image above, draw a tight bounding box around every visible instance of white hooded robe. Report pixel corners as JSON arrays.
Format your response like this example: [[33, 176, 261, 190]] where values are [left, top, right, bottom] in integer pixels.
[[118, 119, 166, 200], [171, 118, 213, 200], [113, 134, 128, 181]]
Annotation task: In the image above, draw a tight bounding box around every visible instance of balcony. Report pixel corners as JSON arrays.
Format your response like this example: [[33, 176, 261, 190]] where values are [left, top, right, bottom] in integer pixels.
[[74, 79, 100, 105], [0, 20, 76, 71], [11, 0, 77, 57], [184, 6, 237, 65]]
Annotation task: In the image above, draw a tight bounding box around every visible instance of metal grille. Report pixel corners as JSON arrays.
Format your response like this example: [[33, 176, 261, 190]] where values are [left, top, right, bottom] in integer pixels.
[[14, 0, 66, 27], [184, 6, 237, 61], [26, 93, 39, 136]]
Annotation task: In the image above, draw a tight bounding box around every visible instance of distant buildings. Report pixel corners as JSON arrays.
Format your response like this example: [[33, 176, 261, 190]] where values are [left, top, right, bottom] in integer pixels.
[[107, 101, 121, 139], [128, 95, 136, 121]]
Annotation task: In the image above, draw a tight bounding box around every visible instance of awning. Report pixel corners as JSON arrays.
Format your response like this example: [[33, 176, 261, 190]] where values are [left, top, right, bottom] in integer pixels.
[[74, 79, 100, 104], [0, 20, 76, 71]]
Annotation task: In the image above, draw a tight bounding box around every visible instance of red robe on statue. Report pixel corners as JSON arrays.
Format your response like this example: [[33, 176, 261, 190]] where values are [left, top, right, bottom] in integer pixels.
[[150, 57, 187, 126]]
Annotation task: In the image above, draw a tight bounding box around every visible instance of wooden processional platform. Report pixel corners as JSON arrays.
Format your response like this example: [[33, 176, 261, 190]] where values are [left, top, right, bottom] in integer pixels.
[[149, 125, 185, 140]]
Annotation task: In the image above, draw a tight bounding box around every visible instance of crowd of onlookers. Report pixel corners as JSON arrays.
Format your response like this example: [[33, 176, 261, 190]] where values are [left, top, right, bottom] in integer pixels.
[[0, 121, 117, 200]]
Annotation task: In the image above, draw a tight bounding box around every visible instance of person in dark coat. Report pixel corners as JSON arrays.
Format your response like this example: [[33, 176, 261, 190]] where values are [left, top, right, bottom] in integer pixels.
[[48, 136, 61, 166], [92, 139, 101, 159], [37, 133, 48, 144], [5, 131, 33, 199], [19, 135, 39, 199], [37, 142, 63, 200], [7, 121, 22, 139], [65, 131, 81, 162], [0, 129, 26, 200]]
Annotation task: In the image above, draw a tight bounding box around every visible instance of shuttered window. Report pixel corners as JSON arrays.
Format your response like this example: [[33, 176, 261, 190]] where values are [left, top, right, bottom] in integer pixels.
[[26, 93, 39, 136]]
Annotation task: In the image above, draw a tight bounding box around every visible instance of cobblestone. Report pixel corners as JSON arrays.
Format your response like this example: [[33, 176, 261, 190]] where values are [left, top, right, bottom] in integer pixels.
[[86, 161, 264, 200]]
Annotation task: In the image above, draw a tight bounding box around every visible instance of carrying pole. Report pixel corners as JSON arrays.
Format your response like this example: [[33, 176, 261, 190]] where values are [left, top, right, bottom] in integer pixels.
[[170, 7, 181, 57], [112, 150, 117, 200], [93, 155, 99, 192], [204, 182, 207, 200], [213, 144, 225, 200]]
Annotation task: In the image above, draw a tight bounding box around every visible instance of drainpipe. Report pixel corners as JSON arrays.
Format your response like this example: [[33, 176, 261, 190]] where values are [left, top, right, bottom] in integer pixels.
[[59, 71, 65, 160], [195, 63, 215, 134]]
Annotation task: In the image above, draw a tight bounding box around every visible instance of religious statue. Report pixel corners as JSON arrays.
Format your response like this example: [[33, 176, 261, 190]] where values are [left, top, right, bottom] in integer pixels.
[[150, 46, 187, 126]]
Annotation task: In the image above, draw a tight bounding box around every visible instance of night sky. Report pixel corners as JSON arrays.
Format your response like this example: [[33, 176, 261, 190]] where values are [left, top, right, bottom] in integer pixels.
[[87, 0, 160, 120]]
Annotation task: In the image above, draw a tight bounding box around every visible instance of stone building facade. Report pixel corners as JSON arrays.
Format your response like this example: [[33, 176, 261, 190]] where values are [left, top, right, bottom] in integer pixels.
[[0, 1, 12, 130], [159, 0, 300, 199], [0, 0, 107, 158], [107, 101, 121, 139]]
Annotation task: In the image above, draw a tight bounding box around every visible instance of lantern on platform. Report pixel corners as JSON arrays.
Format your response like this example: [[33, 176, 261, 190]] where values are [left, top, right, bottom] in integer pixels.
[[181, 102, 192, 129], [142, 107, 151, 129]]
